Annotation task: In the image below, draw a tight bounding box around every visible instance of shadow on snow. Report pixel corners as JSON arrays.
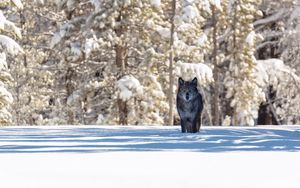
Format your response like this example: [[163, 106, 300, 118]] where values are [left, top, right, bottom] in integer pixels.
[[0, 126, 300, 153]]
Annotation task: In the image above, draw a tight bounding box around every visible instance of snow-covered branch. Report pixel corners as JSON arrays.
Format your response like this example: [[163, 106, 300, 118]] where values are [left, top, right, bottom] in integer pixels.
[[175, 61, 214, 86], [254, 9, 289, 27], [256, 41, 278, 50], [117, 75, 143, 102], [0, 35, 24, 55]]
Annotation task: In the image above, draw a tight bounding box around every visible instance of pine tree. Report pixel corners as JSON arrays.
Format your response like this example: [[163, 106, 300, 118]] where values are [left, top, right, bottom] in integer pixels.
[[8, 1, 59, 125], [50, 0, 171, 125], [0, 0, 23, 124], [224, 0, 265, 126]]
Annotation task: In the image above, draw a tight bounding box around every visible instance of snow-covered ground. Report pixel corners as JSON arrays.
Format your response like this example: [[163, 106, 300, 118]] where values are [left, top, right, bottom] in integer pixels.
[[0, 125, 300, 188]]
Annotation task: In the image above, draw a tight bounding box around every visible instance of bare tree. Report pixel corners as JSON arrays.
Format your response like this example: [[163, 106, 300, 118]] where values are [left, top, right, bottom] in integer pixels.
[[168, 0, 176, 126], [211, 5, 220, 126]]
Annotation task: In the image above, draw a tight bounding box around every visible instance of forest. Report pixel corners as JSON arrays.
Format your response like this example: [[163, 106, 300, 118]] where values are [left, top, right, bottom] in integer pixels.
[[0, 0, 300, 126]]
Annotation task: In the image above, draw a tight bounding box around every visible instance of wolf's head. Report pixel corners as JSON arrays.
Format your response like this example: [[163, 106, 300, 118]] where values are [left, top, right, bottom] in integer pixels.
[[177, 77, 198, 102]]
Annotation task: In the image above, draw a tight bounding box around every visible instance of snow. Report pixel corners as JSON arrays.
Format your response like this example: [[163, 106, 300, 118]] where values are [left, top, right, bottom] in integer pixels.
[[255, 58, 300, 88], [246, 31, 256, 46], [90, 0, 102, 11], [176, 61, 214, 85], [11, 0, 24, 9], [1, 10, 22, 39], [117, 75, 143, 101], [67, 0, 78, 11], [197, 32, 208, 47], [0, 52, 7, 71], [0, 11, 8, 30], [254, 9, 288, 27], [50, 29, 66, 49], [289, 3, 300, 23], [156, 25, 170, 39], [0, 35, 24, 55], [202, 0, 211, 13], [50, 23, 74, 48], [0, 125, 300, 188], [182, 5, 199, 22], [0, 107, 11, 122], [210, 0, 222, 10], [150, 0, 161, 7], [67, 90, 81, 105], [85, 38, 99, 58], [0, 86, 13, 104], [2, 125, 300, 153], [70, 42, 82, 60]]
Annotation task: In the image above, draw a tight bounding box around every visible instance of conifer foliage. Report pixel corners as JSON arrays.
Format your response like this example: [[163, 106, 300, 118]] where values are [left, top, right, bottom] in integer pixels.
[[1, 0, 300, 126], [0, 0, 23, 123]]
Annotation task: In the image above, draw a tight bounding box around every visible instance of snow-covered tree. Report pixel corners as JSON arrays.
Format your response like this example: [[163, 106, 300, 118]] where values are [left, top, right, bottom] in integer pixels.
[[0, 0, 23, 124], [7, 1, 59, 125], [255, 0, 294, 59], [255, 58, 300, 124], [0, 0, 297, 126], [253, 0, 300, 125], [224, 0, 265, 126], [50, 0, 172, 125], [159, 0, 216, 125]]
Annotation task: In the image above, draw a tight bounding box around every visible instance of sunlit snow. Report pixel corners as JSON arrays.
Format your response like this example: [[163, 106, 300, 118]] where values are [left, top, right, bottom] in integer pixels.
[[0, 126, 300, 188]]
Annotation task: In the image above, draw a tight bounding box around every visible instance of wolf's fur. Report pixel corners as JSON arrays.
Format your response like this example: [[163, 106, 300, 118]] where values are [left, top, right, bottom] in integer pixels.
[[176, 77, 203, 133]]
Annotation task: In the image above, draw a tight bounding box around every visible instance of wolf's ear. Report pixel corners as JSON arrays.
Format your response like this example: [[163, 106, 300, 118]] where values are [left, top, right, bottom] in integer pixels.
[[179, 77, 184, 86], [191, 77, 197, 86]]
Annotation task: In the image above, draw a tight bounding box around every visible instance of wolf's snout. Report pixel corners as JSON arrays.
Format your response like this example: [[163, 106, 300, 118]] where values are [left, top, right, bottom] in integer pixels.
[[186, 93, 190, 100]]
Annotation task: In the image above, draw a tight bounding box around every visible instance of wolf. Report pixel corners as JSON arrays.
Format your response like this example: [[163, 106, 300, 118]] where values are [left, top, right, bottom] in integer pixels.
[[176, 77, 203, 133]]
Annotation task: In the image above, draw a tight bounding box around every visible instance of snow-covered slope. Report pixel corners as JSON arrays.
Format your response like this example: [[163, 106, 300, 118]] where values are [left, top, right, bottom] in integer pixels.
[[0, 126, 300, 188]]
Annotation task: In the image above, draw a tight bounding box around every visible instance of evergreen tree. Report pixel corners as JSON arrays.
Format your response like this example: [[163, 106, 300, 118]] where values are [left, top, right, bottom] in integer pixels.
[[0, 0, 23, 124], [224, 0, 265, 126]]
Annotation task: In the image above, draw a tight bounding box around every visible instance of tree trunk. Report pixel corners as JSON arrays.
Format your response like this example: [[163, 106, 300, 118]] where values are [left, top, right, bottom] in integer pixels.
[[168, 0, 176, 126], [257, 86, 280, 125], [115, 12, 128, 125], [211, 5, 220, 126], [231, 0, 238, 126], [66, 67, 75, 124], [116, 45, 128, 125]]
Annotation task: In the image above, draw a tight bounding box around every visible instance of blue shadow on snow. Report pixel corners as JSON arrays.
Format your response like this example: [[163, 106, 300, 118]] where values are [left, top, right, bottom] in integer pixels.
[[0, 126, 300, 153]]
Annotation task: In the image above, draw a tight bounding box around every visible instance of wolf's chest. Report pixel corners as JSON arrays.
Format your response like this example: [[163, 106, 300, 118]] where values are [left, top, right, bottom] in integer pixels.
[[177, 100, 197, 116]]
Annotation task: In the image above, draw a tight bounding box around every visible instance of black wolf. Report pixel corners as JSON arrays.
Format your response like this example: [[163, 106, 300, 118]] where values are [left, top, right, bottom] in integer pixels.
[[176, 77, 203, 133]]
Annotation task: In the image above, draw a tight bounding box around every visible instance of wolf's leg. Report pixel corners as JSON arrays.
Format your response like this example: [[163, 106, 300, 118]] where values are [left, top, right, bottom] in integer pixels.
[[185, 118, 193, 133], [186, 124, 191, 133], [192, 118, 198, 133], [181, 119, 186, 133], [197, 113, 202, 132]]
